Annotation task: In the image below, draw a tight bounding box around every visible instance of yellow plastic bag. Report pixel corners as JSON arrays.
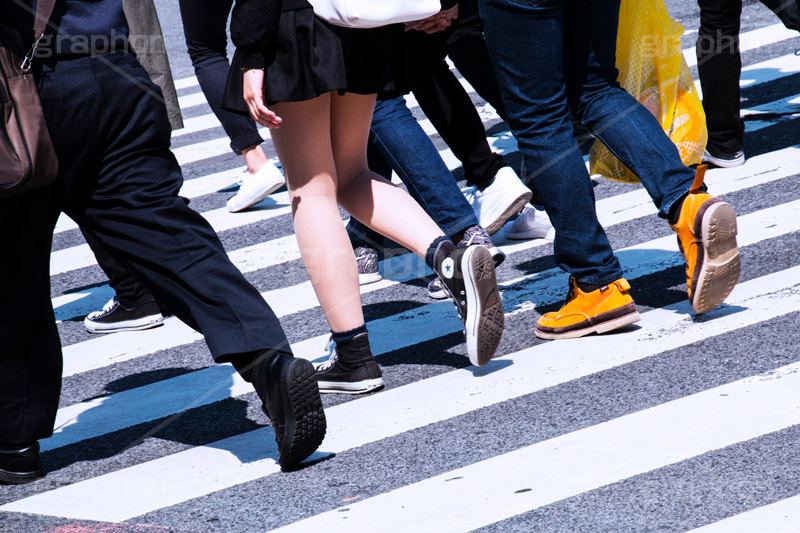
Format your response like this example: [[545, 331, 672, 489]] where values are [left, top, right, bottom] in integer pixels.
[[590, 0, 707, 183]]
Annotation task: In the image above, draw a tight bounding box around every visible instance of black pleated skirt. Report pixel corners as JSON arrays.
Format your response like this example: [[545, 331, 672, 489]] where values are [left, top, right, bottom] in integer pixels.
[[225, 7, 411, 112]]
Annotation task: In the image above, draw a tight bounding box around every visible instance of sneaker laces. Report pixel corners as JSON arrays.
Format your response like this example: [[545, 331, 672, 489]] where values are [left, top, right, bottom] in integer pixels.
[[316, 336, 338, 371]]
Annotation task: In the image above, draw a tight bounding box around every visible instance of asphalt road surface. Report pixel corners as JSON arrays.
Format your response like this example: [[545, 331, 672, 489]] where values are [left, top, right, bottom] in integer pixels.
[[2, 0, 800, 531]]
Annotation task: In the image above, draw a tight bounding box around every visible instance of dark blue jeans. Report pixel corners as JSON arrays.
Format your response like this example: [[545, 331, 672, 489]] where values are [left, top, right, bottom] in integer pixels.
[[347, 96, 478, 250], [478, 0, 696, 285]]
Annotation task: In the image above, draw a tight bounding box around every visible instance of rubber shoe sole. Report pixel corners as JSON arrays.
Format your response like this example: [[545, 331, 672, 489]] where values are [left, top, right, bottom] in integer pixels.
[[0, 467, 43, 485], [691, 201, 741, 313], [84, 315, 164, 334], [483, 193, 531, 236], [358, 272, 382, 285], [274, 358, 327, 471], [462, 246, 504, 366], [535, 305, 641, 340], [317, 377, 384, 395]]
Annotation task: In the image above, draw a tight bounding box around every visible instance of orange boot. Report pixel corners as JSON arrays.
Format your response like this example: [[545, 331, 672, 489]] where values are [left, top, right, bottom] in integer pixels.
[[535, 277, 640, 340], [669, 166, 740, 313]]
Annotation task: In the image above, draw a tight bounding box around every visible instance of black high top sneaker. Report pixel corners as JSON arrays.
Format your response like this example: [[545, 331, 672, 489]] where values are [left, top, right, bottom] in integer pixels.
[[316, 333, 384, 394], [433, 240, 504, 366]]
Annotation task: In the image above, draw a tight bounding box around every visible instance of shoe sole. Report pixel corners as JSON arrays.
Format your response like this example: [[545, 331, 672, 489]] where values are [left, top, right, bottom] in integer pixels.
[[84, 316, 164, 334], [317, 377, 385, 395], [691, 201, 741, 314], [483, 191, 532, 236], [702, 152, 745, 169], [535, 308, 641, 340], [462, 246, 505, 366], [227, 180, 284, 213], [276, 358, 327, 471], [358, 272, 382, 285], [0, 468, 43, 485]]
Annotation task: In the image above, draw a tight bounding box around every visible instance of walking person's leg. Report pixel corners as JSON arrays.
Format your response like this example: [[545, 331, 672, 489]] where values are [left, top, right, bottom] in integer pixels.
[[407, 29, 531, 234], [178, 0, 284, 211], [270, 91, 504, 381], [80, 229, 164, 333], [60, 53, 324, 470], [696, 0, 746, 167], [563, 0, 740, 314]]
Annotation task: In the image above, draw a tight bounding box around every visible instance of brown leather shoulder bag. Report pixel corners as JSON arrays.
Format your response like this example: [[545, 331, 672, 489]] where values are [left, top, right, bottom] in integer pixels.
[[0, 0, 58, 198]]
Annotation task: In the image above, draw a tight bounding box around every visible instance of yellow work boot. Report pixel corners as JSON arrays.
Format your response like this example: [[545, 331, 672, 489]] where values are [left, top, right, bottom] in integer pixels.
[[669, 165, 740, 313], [535, 277, 641, 340]]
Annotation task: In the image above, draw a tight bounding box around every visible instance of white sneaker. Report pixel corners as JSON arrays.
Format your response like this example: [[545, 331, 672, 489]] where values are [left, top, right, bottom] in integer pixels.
[[464, 166, 532, 235], [702, 149, 745, 168], [505, 205, 554, 240], [226, 162, 285, 213]]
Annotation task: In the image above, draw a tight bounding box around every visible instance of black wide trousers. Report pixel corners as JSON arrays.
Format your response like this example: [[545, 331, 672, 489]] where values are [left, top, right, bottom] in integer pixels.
[[0, 52, 289, 443]]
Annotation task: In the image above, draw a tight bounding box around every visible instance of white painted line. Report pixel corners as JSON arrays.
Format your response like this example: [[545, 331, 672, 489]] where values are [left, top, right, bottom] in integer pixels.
[[9, 267, 800, 522], [45, 201, 800, 450], [176, 90, 207, 109], [684, 22, 799, 68], [690, 494, 800, 533], [274, 361, 800, 533], [173, 76, 198, 91], [57, 168, 800, 375]]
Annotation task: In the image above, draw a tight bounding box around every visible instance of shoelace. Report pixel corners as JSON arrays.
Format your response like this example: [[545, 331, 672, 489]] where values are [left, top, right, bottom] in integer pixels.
[[99, 298, 117, 314], [316, 336, 338, 371]]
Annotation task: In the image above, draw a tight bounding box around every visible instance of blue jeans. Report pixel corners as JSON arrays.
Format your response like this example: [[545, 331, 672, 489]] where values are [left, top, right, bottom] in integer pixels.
[[347, 96, 478, 250], [478, 0, 696, 285]]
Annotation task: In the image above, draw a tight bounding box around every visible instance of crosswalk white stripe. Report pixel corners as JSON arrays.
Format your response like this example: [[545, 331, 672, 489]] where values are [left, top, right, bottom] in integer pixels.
[[273, 361, 800, 533], [173, 75, 198, 90], [683, 22, 800, 68], [46, 201, 800, 449], [58, 161, 800, 376], [8, 267, 800, 522], [52, 44, 800, 237], [51, 142, 800, 324], [57, 151, 800, 374], [689, 494, 800, 532]]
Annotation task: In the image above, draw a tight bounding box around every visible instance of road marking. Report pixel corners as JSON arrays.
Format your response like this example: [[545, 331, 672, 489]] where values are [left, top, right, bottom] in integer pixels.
[[683, 22, 799, 68], [8, 267, 800, 522], [690, 494, 800, 532], [44, 201, 800, 449], [273, 361, 800, 533], [59, 187, 800, 376]]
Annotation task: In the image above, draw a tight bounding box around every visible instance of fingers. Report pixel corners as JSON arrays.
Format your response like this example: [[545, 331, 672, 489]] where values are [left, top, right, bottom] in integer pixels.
[[242, 69, 282, 129]]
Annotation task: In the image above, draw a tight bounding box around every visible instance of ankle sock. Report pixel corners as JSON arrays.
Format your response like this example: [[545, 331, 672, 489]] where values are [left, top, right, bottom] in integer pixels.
[[331, 324, 367, 345], [425, 235, 451, 271]]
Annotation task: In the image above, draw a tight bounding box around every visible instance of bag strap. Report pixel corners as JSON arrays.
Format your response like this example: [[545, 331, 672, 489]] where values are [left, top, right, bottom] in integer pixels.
[[33, 0, 57, 39], [21, 0, 57, 70]]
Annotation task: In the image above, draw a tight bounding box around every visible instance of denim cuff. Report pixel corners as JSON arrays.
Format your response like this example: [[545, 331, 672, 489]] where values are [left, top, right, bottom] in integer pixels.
[[229, 130, 265, 155]]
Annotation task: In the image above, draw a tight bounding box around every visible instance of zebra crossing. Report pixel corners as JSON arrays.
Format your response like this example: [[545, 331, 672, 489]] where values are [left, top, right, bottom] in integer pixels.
[[2, 3, 800, 531]]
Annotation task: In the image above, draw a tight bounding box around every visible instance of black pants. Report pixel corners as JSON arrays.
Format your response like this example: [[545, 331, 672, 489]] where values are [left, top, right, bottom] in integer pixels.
[[407, 0, 506, 189], [178, 0, 263, 154], [697, 0, 800, 155], [0, 53, 290, 443]]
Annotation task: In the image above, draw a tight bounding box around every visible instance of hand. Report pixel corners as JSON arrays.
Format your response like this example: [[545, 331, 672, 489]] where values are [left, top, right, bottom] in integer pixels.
[[405, 5, 459, 34], [242, 69, 282, 129]]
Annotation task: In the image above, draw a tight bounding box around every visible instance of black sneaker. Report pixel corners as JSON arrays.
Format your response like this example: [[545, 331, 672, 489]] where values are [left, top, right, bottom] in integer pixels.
[[433, 240, 504, 366], [702, 148, 745, 168], [84, 297, 164, 334], [0, 442, 43, 485], [251, 352, 327, 471], [427, 226, 505, 300], [316, 333, 384, 394]]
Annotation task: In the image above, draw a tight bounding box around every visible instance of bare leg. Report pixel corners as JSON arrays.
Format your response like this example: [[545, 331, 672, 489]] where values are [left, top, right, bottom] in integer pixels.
[[271, 94, 364, 332], [241, 144, 268, 174], [330, 92, 445, 257]]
